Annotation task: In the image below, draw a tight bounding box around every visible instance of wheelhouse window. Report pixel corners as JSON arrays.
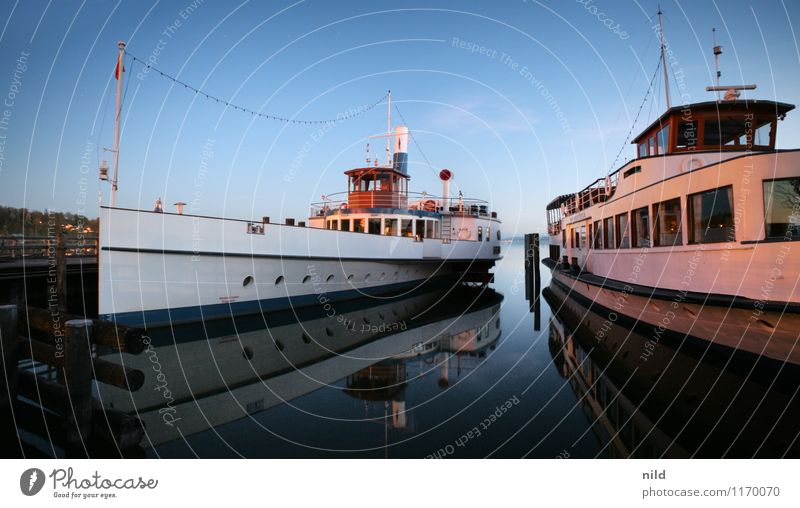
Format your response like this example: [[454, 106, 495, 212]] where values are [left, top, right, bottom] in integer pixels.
[[653, 198, 682, 246], [603, 217, 615, 249], [638, 143, 647, 158], [616, 212, 630, 248], [676, 120, 698, 150], [753, 119, 773, 147], [631, 206, 650, 247], [703, 115, 750, 146], [648, 136, 656, 156], [688, 186, 735, 244], [656, 124, 670, 155], [763, 178, 800, 239], [593, 220, 603, 249]]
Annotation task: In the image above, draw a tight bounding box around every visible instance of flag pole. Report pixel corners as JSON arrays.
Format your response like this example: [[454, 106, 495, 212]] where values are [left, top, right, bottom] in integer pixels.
[[111, 40, 125, 207]]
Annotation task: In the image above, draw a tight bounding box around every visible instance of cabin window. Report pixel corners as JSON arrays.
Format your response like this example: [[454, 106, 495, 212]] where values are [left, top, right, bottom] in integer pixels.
[[340, 219, 350, 232], [477, 225, 483, 242], [593, 220, 603, 249], [623, 166, 641, 178], [415, 219, 425, 239], [632, 206, 650, 247], [676, 120, 698, 149], [426, 220, 435, 239], [353, 218, 366, 233], [368, 218, 381, 235], [603, 217, 615, 249], [384, 218, 398, 236], [486, 225, 491, 242], [688, 186, 735, 244], [580, 225, 587, 249], [562, 229, 566, 248], [703, 116, 751, 146], [638, 143, 647, 158], [616, 212, 630, 248], [574, 229, 580, 249], [653, 198, 682, 246], [763, 178, 800, 239], [656, 124, 670, 155], [401, 219, 413, 237], [588, 223, 593, 248]]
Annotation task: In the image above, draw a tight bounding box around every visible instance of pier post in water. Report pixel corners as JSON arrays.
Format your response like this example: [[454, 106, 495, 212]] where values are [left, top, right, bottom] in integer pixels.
[[62, 319, 93, 453], [56, 231, 67, 313]]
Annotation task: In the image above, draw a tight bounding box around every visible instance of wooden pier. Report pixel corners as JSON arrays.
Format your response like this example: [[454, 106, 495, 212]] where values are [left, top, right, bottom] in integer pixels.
[[0, 301, 148, 457]]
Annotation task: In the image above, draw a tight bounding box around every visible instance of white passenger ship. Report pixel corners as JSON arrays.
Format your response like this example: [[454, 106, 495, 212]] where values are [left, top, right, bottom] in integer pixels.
[[99, 125, 501, 327], [544, 36, 799, 365]]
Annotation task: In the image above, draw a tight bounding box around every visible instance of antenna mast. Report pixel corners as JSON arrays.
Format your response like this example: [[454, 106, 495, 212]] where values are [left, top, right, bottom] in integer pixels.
[[111, 40, 125, 207], [712, 28, 723, 101], [657, 7, 671, 109]]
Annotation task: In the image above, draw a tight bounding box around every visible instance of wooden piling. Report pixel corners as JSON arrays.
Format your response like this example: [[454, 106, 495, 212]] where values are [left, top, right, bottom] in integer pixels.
[[532, 233, 541, 331], [62, 319, 93, 451], [524, 234, 533, 301], [0, 305, 19, 414]]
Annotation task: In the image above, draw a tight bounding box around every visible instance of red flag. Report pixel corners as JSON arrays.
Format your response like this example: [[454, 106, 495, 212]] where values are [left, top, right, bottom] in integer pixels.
[[114, 54, 124, 80]]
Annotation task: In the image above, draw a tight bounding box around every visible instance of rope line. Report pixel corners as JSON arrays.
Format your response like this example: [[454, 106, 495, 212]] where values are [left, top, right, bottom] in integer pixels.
[[125, 51, 388, 125], [608, 53, 663, 172]]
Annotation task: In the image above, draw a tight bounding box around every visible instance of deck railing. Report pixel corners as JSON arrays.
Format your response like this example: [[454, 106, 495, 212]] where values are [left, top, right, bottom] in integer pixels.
[[310, 191, 494, 218]]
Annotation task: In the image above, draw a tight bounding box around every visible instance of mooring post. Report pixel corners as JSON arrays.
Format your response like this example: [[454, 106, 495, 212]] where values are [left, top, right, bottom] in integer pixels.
[[524, 234, 533, 301], [56, 232, 67, 313], [0, 305, 19, 414], [532, 233, 541, 331], [63, 319, 93, 453]]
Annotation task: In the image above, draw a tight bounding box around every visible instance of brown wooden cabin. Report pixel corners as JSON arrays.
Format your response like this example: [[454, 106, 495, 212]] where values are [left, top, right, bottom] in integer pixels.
[[632, 100, 794, 157], [345, 166, 410, 209]]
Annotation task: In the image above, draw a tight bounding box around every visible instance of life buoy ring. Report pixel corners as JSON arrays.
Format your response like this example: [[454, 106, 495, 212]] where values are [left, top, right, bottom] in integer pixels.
[[423, 199, 436, 212], [340, 203, 348, 209]]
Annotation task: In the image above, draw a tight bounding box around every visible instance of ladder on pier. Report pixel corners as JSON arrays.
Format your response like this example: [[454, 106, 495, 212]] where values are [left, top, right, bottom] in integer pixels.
[[441, 213, 452, 243]]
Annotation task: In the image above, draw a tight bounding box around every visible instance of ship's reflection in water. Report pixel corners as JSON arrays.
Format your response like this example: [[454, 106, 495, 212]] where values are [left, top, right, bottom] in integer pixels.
[[545, 281, 800, 458], [125, 243, 798, 458]]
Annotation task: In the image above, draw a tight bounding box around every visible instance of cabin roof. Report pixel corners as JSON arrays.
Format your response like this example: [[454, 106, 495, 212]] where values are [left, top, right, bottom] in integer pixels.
[[345, 166, 409, 178], [631, 99, 795, 144]]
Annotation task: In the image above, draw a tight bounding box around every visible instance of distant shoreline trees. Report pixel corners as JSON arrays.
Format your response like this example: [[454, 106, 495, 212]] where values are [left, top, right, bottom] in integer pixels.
[[0, 205, 98, 236]]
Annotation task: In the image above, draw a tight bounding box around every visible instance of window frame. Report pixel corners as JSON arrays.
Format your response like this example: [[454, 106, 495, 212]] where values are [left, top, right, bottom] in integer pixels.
[[687, 185, 736, 244]]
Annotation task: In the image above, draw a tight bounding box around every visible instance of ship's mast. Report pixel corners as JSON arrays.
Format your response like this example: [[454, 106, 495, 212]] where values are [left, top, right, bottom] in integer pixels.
[[385, 90, 392, 166], [712, 28, 722, 101], [111, 40, 125, 207], [658, 7, 671, 109]]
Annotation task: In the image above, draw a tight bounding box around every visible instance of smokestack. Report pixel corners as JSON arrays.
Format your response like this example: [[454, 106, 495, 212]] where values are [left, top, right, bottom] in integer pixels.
[[392, 125, 409, 174], [174, 202, 186, 214], [439, 169, 453, 208]]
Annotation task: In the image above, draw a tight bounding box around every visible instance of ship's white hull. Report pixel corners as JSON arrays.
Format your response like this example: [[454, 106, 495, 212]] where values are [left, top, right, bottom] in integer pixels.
[[99, 207, 501, 327]]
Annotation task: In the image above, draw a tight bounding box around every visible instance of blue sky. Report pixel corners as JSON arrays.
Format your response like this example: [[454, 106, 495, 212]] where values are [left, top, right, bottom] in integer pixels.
[[0, 0, 798, 235]]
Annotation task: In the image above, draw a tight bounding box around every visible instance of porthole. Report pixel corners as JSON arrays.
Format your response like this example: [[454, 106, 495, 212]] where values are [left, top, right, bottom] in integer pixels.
[[379, 272, 386, 281], [326, 274, 335, 282], [757, 318, 775, 330], [302, 275, 312, 284], [274, 340, 284, 351], [325, 327, 334, 337], [301, 333, 312, 344], [364, 273, 371, 281], [393, 271, 399, 280], [242, 346, 254, 360], [347, 274, 354, 281], [496, 230, 501, 241], [275, 275, 284, 285], [683, 305, 697, 318], [242, 275, 254, 287]]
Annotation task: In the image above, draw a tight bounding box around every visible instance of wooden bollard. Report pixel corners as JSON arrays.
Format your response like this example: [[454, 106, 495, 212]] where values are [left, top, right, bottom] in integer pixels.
[[0, 305, 19, 413], [63, 319, 93, 450]]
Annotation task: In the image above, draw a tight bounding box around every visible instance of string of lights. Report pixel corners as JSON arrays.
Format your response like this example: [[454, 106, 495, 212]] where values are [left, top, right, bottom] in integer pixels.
[[125, 51, 388, 125]]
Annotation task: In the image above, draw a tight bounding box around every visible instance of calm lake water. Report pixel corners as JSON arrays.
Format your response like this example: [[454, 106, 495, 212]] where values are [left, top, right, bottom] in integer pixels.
[[145, 241, 799, 458]]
